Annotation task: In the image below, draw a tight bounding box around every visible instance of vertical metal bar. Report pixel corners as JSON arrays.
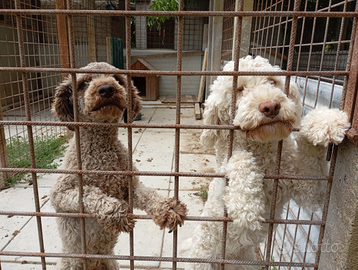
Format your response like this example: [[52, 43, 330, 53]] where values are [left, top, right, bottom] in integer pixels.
[[302, 212, 315, 267], [277, 201, 291, 270], [314, 144, 339, 270], [280, 0, 292, 68], [313, 1, 332, 108], [125, 1, 134, 269], [173, 1, 184, 269], [263, 0, 273, 59], [268, 0, 277, 63], [295, 1, 308, 73], [328, 0, 348, 108], [65, 0, 87, 269], [0, 101, 9, 187], [265, 1, 300, 268], [14, 0, 47, 269], [273, 0, 285, 66], [343, 2, 358, 117], [341, 1, 358, 112], [301, 0, 319, 106], [219, 1, 243, 269]]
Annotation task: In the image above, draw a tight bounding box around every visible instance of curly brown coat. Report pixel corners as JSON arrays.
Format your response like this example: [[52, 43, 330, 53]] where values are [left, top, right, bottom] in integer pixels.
[[50, 62, 187, 270]]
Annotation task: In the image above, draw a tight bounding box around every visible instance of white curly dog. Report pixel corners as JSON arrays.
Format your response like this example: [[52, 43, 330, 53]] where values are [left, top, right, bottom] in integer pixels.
[[184, 55, 350, 269]]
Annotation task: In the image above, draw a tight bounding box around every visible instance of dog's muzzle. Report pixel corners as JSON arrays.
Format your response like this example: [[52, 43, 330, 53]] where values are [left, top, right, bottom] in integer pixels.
[[91, 84, 124, 112]]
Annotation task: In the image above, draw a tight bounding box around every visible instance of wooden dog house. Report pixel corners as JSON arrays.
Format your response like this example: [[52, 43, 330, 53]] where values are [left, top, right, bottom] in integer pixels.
[[131, 59, 159, 101]]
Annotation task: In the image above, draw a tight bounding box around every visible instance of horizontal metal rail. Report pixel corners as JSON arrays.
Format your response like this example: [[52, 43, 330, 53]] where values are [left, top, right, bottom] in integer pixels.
[[0, 251, 318, 268], [0, 67, 350, 76], [0, 210, 326, 225], [0, 120, 302, 131], [0, 167, 332, 181], [0, 9, 357, 18]]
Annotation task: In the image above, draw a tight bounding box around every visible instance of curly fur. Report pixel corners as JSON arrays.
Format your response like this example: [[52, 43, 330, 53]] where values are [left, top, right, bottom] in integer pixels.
[[184, 55, 350, 269], [50, 62, 187, 270]]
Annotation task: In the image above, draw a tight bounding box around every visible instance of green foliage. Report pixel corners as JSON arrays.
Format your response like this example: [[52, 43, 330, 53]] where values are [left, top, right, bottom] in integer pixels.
[[147, 0, 196, 30], [197, 185, 208, 201], [258, 257, 278, 270], [5, 135, 67, 186]]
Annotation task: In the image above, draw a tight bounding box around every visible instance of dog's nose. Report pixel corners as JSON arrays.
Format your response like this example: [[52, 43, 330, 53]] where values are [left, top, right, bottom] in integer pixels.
[[97, 84, 115, 99], [259, 100, 281, 118]]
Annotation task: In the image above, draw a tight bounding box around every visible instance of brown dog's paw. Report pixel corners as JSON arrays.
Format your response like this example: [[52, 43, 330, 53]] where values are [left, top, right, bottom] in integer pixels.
[[97, 202, 136, 233], [152, 198, 188, 231]]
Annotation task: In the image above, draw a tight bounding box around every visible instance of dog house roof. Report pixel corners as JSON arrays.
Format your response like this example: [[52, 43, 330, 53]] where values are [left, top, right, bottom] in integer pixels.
[[131, 58, 157, 71]]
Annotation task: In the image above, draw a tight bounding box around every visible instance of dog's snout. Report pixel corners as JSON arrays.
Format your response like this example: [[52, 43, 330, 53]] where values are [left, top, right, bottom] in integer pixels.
[[259, 100, 281, 118], [97, 84, 115, 99]]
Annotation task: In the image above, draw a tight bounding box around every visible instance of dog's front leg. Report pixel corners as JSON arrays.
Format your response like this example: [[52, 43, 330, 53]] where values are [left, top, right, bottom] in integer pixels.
[[132, 178, 188, 231], [51, 183, 135, 233], [223, 150, 266, 231], [291, 107, 350, 208]]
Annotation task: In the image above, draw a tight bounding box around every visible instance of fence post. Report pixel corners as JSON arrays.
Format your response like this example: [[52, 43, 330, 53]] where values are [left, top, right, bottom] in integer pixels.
[[0, 101, 9, 188], [56, 0, 70, 79], [85, 0, 96, 62]]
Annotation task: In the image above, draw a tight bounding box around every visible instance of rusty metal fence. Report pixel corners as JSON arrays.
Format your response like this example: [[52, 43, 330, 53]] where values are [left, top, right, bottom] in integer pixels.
[[0, 0, 358, 269]]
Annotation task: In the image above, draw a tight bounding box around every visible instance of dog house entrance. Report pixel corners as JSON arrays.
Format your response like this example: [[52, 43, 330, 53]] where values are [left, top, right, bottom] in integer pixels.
[[131, 59, 159, 101], [132, 76, 146, 97]]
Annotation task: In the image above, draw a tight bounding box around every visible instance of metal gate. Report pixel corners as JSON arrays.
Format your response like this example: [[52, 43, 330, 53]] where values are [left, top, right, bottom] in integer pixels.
[[1, 0, 358, 269]]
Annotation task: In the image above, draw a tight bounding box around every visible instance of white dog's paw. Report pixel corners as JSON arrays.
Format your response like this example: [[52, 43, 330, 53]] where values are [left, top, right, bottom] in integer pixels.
[[299, 107, 350, 147]]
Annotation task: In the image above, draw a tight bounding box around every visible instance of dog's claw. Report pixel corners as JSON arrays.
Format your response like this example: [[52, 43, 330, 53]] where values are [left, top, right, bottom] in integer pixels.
[[168, 230, 173, 233]]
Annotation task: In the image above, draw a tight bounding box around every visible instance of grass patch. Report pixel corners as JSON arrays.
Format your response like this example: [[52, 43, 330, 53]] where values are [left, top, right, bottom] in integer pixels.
[[5, 135, 67, 186], [188, 185, 208, 202]]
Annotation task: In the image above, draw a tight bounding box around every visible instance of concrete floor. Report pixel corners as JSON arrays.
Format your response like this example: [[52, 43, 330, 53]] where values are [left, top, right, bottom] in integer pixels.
[[0, 104, 217, 270]]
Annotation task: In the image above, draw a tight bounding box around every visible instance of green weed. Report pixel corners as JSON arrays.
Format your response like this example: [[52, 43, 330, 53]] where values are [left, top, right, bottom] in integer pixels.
[[4, 135, 67, 186], [197, 185, 208, 201]]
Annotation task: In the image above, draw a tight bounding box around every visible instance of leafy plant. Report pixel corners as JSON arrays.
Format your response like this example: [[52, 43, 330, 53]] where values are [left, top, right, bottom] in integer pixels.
[[5, 135, 68, 186], [147, 0, 196, 30], [258, 257, 278, 270], [197, 185, 208, 201]]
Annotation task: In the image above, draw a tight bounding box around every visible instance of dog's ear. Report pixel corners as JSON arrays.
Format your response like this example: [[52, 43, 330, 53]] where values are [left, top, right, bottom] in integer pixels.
[[131, 83, 142, 118], [52, 77, 75, 131], [288, 81, 303, 126], [121, 76, 142, 123], [200, 98, 221, 150]]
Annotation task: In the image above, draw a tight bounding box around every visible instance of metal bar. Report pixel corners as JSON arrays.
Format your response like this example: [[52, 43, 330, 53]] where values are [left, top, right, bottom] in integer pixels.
[[172, 0, 184, 269], [65, 0, 87, 268], [0, 67, 350, 76], [220, 0, 244, 268], [264, 1, 300, 268], [2, 9, 358, 17], [0, 167, 333, 182], [314, 144, 339, 270], [55, 0, 70, 79], [0, 210, 326, 225], [124, 1, 134, 269], [0, 250, 318, 267], [14, 0, 47, 269]]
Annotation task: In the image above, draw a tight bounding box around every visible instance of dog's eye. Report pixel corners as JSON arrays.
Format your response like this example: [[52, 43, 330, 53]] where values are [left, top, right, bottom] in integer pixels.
[[269, 79, 276, 85], [78, 81, 90, 90], [237, 86, 244, 92]]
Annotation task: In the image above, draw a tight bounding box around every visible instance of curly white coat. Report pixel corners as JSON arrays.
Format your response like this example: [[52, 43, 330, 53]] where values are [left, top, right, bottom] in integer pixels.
[[184, 55, 350, 270]]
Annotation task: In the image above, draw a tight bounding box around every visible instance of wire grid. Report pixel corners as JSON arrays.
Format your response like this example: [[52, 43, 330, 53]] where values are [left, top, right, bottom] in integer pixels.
[[0, 0, 357, 269], [251, 0, 358, 268], [221, 0, 236, 61], [0, 0, 65, 185]]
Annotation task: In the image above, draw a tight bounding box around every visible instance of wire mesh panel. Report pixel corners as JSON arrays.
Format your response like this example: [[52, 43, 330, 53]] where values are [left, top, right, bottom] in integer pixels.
[[0, 0, 357, 270], [250, 0, 357, 268]]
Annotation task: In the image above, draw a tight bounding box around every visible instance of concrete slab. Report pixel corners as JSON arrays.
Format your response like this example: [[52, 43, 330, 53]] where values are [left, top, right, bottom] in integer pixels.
[[0, 262, 57, 270], [115, 190, 170, 268], [160, 190, 206, 269]]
